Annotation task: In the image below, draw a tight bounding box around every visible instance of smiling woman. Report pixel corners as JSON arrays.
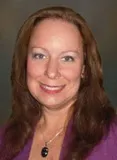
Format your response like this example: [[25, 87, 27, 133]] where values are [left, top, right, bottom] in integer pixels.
[[27, 19, 84, 109], [0, 6, 117, 160]]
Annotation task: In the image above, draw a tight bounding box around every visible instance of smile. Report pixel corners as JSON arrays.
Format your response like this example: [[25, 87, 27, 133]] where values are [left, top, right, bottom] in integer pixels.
[[40, 83, 65, 94]]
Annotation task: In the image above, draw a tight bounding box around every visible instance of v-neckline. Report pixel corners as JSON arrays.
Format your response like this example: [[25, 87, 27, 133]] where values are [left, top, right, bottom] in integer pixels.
[[14, 119, 73, 160]]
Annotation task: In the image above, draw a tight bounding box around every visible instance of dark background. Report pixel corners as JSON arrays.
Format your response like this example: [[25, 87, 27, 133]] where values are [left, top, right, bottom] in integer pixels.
[[0, 0, 117, 125]]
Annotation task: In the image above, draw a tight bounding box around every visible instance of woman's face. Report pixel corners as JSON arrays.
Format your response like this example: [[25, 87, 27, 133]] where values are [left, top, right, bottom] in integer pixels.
[[27, 19, 84, 110]]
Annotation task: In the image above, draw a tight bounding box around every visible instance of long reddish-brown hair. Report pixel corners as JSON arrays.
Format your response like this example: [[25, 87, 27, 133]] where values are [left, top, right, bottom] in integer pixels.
[[0, 6, 116, 160]]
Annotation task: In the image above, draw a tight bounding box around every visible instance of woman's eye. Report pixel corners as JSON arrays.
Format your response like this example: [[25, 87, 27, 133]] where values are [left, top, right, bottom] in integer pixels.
[[32, 53, 46, 59], [61, 56, 75, 62]]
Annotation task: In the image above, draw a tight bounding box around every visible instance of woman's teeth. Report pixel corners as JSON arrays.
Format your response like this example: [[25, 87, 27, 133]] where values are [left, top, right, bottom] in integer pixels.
[[42, 84, 64, 91]]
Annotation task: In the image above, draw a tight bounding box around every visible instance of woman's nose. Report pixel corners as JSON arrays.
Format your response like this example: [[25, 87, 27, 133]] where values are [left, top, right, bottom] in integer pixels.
[[44, 58, 61, 79]]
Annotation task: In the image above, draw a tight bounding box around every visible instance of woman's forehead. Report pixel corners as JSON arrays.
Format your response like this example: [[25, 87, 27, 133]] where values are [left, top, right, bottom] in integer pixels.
[[29, 19, 83, 52]]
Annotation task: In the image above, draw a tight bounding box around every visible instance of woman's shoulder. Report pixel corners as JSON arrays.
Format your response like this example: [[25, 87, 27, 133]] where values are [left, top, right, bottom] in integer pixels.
[[88, 120, 117, 160], [104, 120, 117, 150]]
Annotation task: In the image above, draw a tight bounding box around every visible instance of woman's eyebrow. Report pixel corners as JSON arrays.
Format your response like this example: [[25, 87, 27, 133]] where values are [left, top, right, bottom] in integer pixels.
[[29, 46, 49, 53], [61, 50, 81, 55]]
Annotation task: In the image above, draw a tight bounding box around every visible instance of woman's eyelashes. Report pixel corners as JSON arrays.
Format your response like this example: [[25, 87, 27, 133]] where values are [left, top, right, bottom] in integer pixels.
[[61, 55, 75, 62], [31, 52, 76, 62], [32, 53, 47, 60]]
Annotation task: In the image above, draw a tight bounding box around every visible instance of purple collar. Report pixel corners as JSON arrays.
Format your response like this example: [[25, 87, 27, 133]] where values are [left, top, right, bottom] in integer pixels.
[[13, 120, 117, 160]]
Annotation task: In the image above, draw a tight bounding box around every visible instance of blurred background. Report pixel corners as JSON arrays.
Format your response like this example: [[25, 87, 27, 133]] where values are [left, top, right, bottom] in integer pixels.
[[0, 0, 117, 125]]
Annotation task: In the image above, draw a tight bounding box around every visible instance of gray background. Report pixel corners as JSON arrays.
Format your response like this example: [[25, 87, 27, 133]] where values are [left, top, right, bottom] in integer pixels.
[[0, 0, 117, 125]]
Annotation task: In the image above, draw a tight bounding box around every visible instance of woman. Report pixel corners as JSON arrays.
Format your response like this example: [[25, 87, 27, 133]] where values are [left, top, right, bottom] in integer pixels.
[[0, 6, 117, 160]]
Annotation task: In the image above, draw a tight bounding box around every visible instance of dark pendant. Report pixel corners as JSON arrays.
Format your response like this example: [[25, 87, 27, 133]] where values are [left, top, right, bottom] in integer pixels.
[[41, 146, 49, 157]]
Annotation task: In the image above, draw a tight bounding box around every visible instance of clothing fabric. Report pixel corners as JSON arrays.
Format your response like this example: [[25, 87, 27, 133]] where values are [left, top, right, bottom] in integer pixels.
[[1, 121, 117, 160]]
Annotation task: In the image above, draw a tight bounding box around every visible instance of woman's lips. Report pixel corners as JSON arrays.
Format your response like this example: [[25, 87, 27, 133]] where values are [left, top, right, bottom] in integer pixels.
[[40, 83, 65, 94]]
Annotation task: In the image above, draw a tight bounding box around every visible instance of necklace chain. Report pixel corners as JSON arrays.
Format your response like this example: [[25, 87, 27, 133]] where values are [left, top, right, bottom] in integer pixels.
[[40, 125, 65, 157], [42, 127, 64, 146]]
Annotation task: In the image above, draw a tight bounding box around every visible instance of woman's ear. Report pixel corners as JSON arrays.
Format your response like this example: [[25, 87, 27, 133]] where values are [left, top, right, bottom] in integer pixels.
[[81, 65, 85, 78]]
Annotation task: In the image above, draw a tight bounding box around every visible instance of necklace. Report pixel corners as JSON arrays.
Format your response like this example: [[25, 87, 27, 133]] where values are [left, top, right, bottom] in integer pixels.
[[41, 127, 64, 158]]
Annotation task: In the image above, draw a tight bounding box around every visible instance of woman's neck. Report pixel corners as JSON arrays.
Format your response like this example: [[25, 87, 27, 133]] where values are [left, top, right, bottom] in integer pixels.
[[36, 102, 74, 133]]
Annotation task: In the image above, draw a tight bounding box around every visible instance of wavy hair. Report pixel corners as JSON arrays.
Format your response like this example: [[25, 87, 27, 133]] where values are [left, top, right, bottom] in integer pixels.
[[0, 6, 116, 160]]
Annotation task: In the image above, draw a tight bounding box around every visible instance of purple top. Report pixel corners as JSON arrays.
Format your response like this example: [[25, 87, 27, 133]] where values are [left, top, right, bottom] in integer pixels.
[[1, 121, 117, 160]]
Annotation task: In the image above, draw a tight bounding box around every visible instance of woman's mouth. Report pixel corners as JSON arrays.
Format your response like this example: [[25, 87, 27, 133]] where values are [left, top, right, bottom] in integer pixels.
[[40, 83, 65, 94]]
